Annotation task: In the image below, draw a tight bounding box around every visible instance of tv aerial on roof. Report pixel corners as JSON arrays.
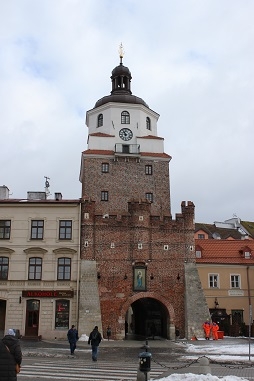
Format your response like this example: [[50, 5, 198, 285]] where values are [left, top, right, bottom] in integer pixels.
[[44, 176, 50, 189], [44, 176, 51, 198]]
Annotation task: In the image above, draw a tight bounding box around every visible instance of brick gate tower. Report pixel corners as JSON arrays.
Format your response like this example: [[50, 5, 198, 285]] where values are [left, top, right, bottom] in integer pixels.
[[79, 48, 209, 340]]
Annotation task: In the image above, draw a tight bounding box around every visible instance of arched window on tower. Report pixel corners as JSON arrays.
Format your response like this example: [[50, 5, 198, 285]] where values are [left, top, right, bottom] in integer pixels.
[[121, 111, 130, 124], [146, 117, 151, 130], [97, 113, 103, 127]]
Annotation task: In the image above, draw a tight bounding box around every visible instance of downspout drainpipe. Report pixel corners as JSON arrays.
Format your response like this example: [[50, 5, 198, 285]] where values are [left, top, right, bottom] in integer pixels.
[[246, 266, 252, 361]]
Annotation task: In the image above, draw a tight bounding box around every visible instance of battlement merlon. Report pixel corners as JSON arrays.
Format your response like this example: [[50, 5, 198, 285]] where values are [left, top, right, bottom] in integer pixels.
[[174, 201, 195, 228], [181, 200, 195, 214]]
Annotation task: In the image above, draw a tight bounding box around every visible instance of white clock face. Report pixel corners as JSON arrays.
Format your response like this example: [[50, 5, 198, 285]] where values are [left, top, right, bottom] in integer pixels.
[[119, 128, 133, 141]]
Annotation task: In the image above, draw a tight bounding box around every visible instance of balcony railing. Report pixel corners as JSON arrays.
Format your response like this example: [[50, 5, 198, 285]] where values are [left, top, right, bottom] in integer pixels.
[[115, 144, 140, 156]]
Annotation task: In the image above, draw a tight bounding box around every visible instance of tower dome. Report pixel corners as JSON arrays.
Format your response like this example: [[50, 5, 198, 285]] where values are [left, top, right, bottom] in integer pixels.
[[94, 46, 149, 109]]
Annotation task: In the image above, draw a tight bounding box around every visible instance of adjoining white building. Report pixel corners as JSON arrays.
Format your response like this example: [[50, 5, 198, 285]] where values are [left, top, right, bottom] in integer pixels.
[[0, 186, 81, 340]]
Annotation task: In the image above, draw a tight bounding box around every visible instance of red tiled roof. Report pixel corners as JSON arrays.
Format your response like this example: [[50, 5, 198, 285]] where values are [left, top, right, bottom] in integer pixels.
[[82, 150, 171, 159], [89, 132, 115, 137], [138, 135, 164, 140], [195, 239, 254, 265], [82, 149, 114, 155], [140, 152, 171, 158]]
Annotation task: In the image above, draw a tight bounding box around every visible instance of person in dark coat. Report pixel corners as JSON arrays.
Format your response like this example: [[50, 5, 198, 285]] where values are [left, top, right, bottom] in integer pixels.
[[88, 325, 102, 361], [1, 328, 22, 381], [67, 325, 79, 355], [106, 326, 111, 341]]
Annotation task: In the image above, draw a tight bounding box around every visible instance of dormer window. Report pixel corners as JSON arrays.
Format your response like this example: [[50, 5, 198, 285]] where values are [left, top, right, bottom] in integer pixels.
[[245, 251, 251, 258], [195, 245, 202, 258], [239, 246, 251, 259], [121, 111, 130, 124], [196, 250, 202, 258], [146, 117, 151, 130], [97, 114, 103, 127]]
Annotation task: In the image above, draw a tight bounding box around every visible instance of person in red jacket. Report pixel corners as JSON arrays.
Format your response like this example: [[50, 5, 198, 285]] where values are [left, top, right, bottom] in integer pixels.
[[202, 321, 211, 340], [211, 322, 219, 340]]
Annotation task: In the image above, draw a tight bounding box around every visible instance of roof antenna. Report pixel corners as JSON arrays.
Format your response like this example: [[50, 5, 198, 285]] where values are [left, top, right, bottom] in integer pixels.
[[119, 42, 124, 65], [44, 176, 50, 198]]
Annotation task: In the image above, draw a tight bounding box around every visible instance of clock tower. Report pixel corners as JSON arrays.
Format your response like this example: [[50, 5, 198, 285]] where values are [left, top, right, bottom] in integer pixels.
[[79, 48, 209, 340]]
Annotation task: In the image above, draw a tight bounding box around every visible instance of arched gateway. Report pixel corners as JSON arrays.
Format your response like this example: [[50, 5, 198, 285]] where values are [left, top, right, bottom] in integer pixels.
[[121, 292, 175, 340]]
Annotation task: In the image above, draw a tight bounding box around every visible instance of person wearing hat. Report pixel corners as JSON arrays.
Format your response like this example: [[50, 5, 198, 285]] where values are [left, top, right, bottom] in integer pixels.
[[67, 325, 79, 355], [1, 328, 22, 380], [88, 325, 102, 361]]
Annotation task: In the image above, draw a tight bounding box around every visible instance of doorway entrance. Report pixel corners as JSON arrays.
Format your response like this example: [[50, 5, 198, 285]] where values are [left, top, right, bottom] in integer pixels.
[[126, 297, 169, 339], [0, 300, 6, 337], [25, 299, 40, 337]]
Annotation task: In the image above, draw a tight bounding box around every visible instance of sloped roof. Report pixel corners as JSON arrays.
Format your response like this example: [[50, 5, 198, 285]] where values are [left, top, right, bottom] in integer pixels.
[[195, 239, 254, 265], [82, 149, 114, 155], [138, 135, 164, 140], [240, 220, 254, 238], [195, 223, 244, 240], [89, 132, 115, 137]]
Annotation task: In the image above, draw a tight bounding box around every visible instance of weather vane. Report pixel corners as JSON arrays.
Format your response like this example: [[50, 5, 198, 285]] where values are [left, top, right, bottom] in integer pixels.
[[118, 43, 124, 64]]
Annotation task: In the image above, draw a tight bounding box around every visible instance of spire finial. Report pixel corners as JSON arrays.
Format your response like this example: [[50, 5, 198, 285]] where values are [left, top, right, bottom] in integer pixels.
[[118, 43, 124, 64]]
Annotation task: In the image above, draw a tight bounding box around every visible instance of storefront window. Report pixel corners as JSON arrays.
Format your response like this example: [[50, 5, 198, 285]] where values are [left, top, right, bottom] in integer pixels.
[[55, 299, 69, 329]]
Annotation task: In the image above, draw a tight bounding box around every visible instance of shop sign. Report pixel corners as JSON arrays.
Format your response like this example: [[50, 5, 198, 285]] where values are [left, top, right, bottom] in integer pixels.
[[22, 290, 74, 298], [228, 289, 244, 296]]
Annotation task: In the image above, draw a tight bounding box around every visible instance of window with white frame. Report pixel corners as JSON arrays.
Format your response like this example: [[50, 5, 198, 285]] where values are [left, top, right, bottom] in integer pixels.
[[28, 257, 42, 280], [195, 250, 202, 258], [231, 274, 240, 288], [121, 111, 130, 124], [59, 220, 72, 240], [209, 274, 219, 288], [31, 220, 44, 240], [57, 257, 71, 280], [244, 250, 251, 258]]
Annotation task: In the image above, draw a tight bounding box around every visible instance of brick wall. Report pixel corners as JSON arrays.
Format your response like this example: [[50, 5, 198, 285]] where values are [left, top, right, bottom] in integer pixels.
[[79, 198, 209, 339], [81, 156, 171, 215]]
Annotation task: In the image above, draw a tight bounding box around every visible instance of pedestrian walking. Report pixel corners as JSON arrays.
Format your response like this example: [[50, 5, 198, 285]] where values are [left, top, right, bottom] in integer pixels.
[[1, 328, 22, 380], [211, 322, 219, 340], [202, 321, 211, 340], [175, 327, 180, 340], [88, 325, 102, 361], [67, 325, 79, 355], [106, 326, 111, 341]]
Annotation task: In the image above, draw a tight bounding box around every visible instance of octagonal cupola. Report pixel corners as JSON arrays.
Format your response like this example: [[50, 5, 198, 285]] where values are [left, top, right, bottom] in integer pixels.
[[111, 45, 132, 95], [94, 45, 149, 109]]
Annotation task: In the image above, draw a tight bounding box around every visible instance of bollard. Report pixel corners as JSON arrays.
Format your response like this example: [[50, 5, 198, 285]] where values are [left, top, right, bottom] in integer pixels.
[[137, 352, 151, 381], [137, 339, 152, 381], [197, 356, 211, 375]]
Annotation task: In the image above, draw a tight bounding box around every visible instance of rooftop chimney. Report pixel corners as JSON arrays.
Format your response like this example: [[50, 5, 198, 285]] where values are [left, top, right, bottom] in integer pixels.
[[55, 193, 63, 201], [0, 185, 10, 199], [27, 192, 46, 200]]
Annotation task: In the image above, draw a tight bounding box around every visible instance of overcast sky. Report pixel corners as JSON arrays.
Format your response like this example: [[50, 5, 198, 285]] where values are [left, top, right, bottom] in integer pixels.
[[1, 0, 253, 223]]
